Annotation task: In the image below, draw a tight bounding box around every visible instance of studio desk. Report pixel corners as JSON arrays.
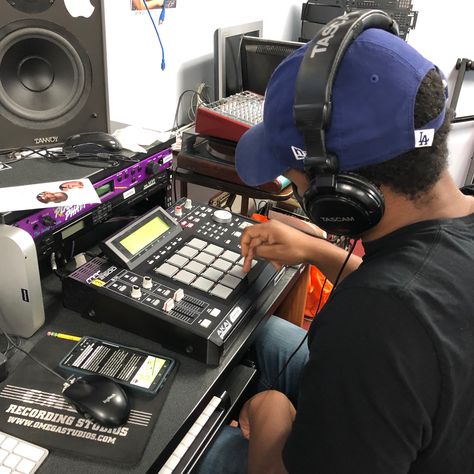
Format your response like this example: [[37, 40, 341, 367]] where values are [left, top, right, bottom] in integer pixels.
[[4, 258, 308, 473]]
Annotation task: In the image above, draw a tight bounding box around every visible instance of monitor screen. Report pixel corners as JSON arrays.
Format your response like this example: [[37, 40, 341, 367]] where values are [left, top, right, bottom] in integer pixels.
[[214, 21, 263, 100], [119, 216, 170, 256], [240, 36, 304, 96]]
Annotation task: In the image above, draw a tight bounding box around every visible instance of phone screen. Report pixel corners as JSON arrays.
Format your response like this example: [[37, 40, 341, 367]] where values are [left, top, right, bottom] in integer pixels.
[[59, 337, 175, 394]]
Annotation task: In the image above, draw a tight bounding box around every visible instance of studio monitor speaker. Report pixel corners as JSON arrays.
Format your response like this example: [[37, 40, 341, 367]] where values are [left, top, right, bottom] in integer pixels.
[[0, 0, 109, 152]]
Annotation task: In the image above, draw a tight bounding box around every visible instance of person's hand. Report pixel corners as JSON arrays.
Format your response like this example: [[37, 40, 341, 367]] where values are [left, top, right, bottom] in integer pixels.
[[238, 397, 253, 439], [238, 390, 296, 440], [240, 220, 313, 272]]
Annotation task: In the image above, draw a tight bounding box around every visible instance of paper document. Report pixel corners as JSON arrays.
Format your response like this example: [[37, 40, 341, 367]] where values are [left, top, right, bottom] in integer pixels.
[[0, 179, 100, 212]]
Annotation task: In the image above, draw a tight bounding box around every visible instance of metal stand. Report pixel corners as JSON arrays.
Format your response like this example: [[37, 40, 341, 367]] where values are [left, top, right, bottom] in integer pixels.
[[449, 57, 474, 185], [450, 58, 474, 124]]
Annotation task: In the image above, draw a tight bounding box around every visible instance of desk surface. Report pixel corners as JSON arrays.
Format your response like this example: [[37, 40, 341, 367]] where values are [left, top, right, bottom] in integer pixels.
[[5, 265, 304, 473]]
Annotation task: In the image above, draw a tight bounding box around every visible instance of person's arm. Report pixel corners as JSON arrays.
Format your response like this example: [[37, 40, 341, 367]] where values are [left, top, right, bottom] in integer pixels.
[[240, 220, 361, 283], [238, 390, 295, 474]]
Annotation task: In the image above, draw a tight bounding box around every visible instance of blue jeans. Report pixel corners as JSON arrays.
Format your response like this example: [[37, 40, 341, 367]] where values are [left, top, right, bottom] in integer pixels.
[[194, 316, 309, 474]]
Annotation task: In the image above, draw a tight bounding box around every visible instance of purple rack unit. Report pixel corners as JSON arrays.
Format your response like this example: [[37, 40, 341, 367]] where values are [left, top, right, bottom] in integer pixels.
[[15, 148, 173, 241]]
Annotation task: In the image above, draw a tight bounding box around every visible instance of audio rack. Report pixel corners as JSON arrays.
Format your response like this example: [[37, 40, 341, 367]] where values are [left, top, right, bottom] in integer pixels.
[[63, 198, 285, 365], [1, 147, 173, 259]]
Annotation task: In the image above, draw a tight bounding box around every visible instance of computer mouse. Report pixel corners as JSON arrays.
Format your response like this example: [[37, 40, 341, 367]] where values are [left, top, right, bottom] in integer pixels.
[[62, 374, 130, 427], [63, 131, 123, 155]]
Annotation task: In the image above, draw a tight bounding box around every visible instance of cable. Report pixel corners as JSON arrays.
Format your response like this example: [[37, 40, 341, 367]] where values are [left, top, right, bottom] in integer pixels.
[[142, 0, 166, 71], [69, 240, 76, 262], [2, 145, 138, 169], [159, 0, 166, 24], [172, 172, 178, 202], [0, 327, 67, 382], [329, 238, 359, 296], [187, 101, 195, 123], [269, 276, 327, 389], [270, 238, 360, 388], [171, 89, 210, 133], [172, 90, 193, 133], [188, 87, 211, 123], [0, 333, 21, 357], [50, 252, 69, 280], [252, 198, 259, 213], [3, 147, 65, 164]]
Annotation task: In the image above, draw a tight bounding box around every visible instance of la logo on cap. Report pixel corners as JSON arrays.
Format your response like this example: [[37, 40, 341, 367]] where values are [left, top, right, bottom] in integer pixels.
[[414, 129, 435, 148]]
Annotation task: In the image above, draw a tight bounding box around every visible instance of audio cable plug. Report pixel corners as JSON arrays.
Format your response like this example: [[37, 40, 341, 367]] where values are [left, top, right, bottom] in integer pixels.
[[159, 4, 166, 24], [50, 252, 58, 272]]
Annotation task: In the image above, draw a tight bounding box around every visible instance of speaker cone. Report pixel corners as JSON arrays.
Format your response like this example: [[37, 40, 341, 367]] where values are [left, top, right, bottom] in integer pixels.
[[0, 20, 91, 129]]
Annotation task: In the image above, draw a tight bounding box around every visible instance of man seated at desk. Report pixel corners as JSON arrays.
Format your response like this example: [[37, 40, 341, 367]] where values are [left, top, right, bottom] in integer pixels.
[[195, 10, 474, 474]]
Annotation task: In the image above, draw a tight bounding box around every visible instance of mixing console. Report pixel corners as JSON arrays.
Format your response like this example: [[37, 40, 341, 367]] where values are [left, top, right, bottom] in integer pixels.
[[195, 91, 263, 143]]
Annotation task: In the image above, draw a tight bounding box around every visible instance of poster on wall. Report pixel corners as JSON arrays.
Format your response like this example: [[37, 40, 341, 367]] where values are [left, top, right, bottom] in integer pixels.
[[131, 0, 177, 10]]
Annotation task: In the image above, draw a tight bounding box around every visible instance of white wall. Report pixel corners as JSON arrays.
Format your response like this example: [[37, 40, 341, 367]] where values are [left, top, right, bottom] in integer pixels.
[[408, 0, 474, 185], [103, 0, 302, 134], [103, 0, 474, 185]]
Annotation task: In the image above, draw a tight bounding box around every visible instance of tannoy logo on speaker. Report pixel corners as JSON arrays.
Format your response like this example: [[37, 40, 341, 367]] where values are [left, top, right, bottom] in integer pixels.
[[34, 136, 59, 145]]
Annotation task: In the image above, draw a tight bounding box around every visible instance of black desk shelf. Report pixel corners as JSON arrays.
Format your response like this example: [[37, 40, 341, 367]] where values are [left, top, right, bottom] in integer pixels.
[[4, 263, 305, 473]]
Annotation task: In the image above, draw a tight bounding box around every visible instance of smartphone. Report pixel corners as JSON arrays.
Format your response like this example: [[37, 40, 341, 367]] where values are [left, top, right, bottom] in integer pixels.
[[59, 336, 176, 395]]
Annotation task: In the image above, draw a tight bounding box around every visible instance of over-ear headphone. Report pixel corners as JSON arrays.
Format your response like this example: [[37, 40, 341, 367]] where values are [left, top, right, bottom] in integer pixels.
[[293, 10, 399, 236]]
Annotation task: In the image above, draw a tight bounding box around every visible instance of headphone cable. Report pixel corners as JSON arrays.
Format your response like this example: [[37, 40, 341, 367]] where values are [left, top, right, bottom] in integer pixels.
[[270, 238, 359, 388]]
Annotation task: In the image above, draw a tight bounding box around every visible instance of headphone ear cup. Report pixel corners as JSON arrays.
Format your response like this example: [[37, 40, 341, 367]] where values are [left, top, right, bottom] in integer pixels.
[[303, 173, 384, 236]]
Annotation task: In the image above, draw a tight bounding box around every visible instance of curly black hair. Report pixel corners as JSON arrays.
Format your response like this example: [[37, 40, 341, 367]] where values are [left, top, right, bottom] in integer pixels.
[[355, 68, 451, 201]]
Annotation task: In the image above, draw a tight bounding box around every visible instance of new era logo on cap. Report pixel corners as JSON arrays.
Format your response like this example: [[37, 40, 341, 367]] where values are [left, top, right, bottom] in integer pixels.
[[291, 146, 307, 161]]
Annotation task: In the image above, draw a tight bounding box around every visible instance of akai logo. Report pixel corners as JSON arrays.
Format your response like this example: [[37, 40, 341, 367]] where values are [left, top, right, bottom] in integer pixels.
[[64, 0, 95, 18], [310, 16, 348, 57], [86, 265, 117, 285]]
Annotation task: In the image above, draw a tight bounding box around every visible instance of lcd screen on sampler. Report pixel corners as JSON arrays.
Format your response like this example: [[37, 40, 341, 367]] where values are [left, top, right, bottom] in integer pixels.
[[120, 217, 170, 255]]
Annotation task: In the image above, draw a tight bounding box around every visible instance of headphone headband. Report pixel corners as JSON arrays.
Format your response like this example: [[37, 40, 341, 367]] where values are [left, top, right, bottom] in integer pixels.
[[294, 9, 398, 173], [293, 9, 398, 236]]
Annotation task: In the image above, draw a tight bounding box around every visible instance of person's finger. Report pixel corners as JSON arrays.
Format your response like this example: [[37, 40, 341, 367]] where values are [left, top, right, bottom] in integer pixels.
[[240, 225, 270, 255], [242, 248, 255, 273], [270, 261, 283, 272], [250, 242, 283, 262]]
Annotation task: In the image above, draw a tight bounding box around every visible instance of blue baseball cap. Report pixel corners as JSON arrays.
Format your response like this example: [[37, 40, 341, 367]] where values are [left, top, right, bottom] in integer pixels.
[[235, 27, 447, 186]]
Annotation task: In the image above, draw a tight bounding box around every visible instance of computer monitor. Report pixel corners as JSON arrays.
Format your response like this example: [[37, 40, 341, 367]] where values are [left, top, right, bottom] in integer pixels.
[[214, 21, 263, 100], [240, 36, 304, 96]]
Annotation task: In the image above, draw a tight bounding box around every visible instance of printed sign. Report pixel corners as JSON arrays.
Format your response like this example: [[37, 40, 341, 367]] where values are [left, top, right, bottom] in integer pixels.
[[0, 179, 100, 212]]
